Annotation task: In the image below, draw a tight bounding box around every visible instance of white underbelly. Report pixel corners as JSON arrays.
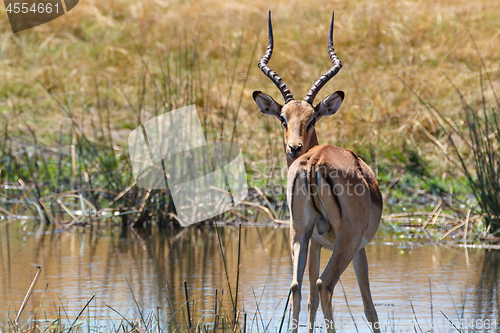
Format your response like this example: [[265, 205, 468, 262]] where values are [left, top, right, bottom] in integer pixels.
[[312, 227, 371, 252]]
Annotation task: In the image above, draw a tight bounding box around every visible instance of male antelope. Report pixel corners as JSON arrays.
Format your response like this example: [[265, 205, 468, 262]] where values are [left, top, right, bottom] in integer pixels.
[[253, 12, 382, 333]]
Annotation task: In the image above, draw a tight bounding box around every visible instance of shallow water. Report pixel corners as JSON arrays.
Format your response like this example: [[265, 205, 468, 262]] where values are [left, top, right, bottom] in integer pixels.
[[1, 221, 499, 332]]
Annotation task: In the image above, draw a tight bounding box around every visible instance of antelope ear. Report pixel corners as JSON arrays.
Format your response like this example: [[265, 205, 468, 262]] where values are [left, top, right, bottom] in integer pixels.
[[253, 91, 282, 119], [314, 91, 344, 120]]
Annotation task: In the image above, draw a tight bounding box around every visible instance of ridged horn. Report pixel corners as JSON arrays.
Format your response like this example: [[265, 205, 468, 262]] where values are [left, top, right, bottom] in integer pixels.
[[303, 12, 342, 105], [257, 11, 294, 104]]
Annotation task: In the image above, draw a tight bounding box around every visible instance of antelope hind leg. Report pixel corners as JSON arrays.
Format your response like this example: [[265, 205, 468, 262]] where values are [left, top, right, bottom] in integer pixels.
[[317, 237, 361, 333], [353, 248, 380, 333]]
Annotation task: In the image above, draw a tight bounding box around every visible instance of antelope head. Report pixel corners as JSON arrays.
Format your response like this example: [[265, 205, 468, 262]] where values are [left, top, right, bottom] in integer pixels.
[[253, 11, 344, 167]]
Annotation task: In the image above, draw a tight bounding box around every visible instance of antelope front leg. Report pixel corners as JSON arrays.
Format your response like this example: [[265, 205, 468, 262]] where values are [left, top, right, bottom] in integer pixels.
[[353, 248, 380, 333], [307, 238, 321, 332], [290, 229, 309, 333]]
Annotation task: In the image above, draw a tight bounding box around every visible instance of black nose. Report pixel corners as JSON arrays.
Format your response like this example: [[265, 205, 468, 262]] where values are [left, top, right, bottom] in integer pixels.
[[288, 143, 303, 154]]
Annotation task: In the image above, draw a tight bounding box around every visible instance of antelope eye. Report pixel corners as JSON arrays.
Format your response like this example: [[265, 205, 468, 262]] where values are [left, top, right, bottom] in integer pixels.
[[307, 118, 316, 129], [279, 116, 287, 127]]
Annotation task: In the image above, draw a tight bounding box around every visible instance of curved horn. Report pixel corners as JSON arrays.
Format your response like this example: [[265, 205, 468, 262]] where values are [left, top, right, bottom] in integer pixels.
[[303, 12, 342, 105], [258, 11, 294, 104]]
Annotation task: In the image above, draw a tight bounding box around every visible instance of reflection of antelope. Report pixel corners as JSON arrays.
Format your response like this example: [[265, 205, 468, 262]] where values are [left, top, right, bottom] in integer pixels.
[[252, 12, 382, 333]]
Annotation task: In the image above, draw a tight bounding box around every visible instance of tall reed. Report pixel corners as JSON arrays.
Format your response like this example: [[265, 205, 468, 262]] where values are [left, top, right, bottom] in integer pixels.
[[424, 70, 500, 233]]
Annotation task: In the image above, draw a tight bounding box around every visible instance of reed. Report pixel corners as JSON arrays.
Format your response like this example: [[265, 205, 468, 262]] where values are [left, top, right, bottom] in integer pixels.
[[406, 66, 500, 234], [1, 0, 499, 240], [0, 41, 258, 228]]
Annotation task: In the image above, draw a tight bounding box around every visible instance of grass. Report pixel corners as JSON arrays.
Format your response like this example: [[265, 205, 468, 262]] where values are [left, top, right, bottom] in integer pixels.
[[3, 296, 483, 333], [0, 0, 499, 236], [424, 72, 500, 234]]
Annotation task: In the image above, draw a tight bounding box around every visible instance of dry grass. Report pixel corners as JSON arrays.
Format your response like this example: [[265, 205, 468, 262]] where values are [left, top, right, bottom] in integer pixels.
[[0, 0, 500, 227], [1, 0, 499, 149]]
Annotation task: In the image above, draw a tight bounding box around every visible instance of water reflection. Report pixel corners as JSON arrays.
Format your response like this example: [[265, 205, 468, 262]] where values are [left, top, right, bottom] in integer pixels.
[[0, 221, 499, 332], [474, 249, 500, 320]]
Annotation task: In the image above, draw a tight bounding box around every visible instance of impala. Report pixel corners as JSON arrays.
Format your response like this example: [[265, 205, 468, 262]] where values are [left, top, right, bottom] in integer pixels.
[[253, 11, 382, 333]]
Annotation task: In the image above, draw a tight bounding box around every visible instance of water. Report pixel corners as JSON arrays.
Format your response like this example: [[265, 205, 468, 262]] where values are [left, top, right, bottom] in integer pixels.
[[1, 221, 499, 332]]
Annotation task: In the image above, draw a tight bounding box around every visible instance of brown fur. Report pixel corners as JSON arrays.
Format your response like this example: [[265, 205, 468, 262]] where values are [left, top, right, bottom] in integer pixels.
[[253, 19, 381, 330], [254, 92, 382, 333]]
